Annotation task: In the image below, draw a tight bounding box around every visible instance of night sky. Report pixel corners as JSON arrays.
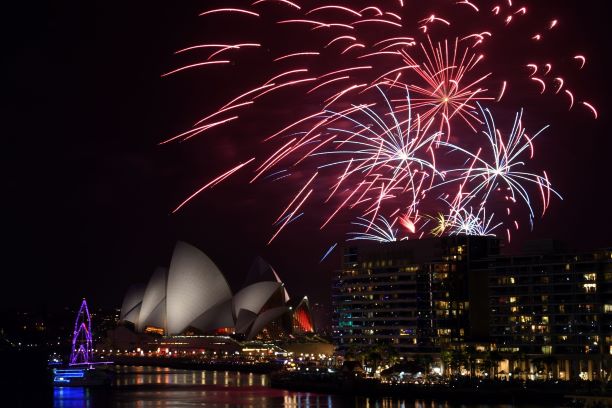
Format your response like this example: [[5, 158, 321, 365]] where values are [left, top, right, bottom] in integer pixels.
[[3, 0, 612, 313]]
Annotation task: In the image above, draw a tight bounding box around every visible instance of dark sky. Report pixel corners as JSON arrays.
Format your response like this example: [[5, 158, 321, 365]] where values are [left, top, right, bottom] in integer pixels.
[[3, 0, 612, 313]]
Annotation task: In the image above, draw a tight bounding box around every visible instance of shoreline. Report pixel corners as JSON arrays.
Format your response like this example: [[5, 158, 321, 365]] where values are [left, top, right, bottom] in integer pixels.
[[110, 358, 611, 405], [269, 371, 612, 405]]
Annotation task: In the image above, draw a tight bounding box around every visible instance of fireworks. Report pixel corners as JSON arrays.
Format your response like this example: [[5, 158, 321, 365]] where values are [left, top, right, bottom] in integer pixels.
[[163, 1, 596, 246], [348, 215, 403, 243], [391, 37, 494, 135], [436, 105, 561, 220], [447, 206, 501, 237]]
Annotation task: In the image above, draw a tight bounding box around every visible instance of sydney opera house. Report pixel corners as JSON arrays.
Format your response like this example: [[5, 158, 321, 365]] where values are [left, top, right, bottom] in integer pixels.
[[119, 242, 314, 340]]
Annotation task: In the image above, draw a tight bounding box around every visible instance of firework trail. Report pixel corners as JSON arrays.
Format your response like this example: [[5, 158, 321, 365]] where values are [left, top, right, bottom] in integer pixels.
[[447, 206, 501, 237], [390, 37, 494, 136], [436, 105, 561, 221], [163, 0, 594, 245], [320, 243, 338, 262], [348, 215, 402, 243]]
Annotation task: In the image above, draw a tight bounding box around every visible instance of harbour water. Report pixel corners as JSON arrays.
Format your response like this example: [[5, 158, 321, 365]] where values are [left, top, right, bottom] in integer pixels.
[[49, 366, 549, 408]]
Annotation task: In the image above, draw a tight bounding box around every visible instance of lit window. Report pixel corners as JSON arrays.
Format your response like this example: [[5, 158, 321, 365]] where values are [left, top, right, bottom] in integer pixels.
[[509, 297, 517, 303], [583, 283, 597, 293], [584, 273, 597, 281], [604, 304, 612, 313]]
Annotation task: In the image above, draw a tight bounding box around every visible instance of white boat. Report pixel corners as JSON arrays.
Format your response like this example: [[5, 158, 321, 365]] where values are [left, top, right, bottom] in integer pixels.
[[53, 299, 113, 387], [53, 366, 111, 387]]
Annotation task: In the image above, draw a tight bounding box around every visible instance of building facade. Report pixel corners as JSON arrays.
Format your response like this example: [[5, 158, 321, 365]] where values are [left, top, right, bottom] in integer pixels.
[[487, 241, 612, 380], [331, 237, 612, 380], [332, 236, 499, 354]]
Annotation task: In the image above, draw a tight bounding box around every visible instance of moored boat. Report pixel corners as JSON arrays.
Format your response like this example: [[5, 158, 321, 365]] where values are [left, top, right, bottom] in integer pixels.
[[52, 299, 113, 387], [53, 366, 112, 387]]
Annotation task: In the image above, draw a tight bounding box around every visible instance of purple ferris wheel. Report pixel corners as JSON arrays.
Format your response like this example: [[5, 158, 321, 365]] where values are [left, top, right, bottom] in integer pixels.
[[69, 299, 94, 365]]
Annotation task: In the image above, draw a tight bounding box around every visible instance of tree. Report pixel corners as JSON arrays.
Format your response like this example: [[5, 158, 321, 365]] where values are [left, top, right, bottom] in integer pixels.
[[346, 343, 399, 376], [441, 350, 453, 377], [416, 354, 434, 374], [344, 344, 360, 361], [380, 343, 400, 367], [488, 351, 504, 378], [442, 349, 467, 377], [530, 357, 545, 379], [508, 351, 527, 380], [541, 355, 557, 380], [465, 346, 479, 378], [530, 355, 557, 380], [366, 346, 384, 374]]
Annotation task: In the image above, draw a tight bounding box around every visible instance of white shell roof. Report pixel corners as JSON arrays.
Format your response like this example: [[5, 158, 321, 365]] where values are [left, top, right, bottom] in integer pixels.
[[245, 257, 290, 302], [137, 267, 167, 332], [247, 306, 289, 340], [120, 284, 145, 324], [232, 281, 283, 317], [190, 299, 234, 333], [165, 242, 233, 335]]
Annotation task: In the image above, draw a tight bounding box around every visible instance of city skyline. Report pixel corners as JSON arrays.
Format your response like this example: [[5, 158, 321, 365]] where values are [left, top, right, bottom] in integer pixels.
[[3, 0, 612, 313]]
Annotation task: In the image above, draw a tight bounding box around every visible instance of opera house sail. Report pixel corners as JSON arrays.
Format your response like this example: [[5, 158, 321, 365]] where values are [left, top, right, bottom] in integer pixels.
[[119, 284, 145, 328], [166, 242, 233, 335], [137, 267, 167, 333]]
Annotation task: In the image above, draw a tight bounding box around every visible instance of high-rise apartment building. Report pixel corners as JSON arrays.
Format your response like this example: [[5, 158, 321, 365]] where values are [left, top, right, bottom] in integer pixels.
[[331, 236, 612, 380], [487, 241, 612, 380], [332, 236, 499, 354]]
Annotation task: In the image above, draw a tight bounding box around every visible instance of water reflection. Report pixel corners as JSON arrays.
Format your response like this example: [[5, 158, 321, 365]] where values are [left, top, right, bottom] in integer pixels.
[[53, 367, 541, 408], [109, 366, 269, 388], [53, 366, 300, 408], [53, 387, 93, 408]]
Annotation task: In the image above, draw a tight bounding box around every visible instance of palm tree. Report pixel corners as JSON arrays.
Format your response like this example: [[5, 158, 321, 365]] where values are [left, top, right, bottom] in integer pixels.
[[530, 357, 545, 379], [508, 351, 527, 380], [465, 346, 479, 378], [366, 346, 384, 374], [442, 349, 467, 377], [541, 355, 557, 380], [416, 354, 434, 375], [441, 350, 453, 377], [380, 343, 400, 367], [344, 343, 360, 361], [486, 351, 504, 378]]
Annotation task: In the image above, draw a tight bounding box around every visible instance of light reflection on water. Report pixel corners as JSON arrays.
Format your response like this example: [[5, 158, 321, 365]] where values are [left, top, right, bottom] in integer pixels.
[[111, 366, 269, 388], [53, 387, 93, 408], [52, 366, 535, 408]]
